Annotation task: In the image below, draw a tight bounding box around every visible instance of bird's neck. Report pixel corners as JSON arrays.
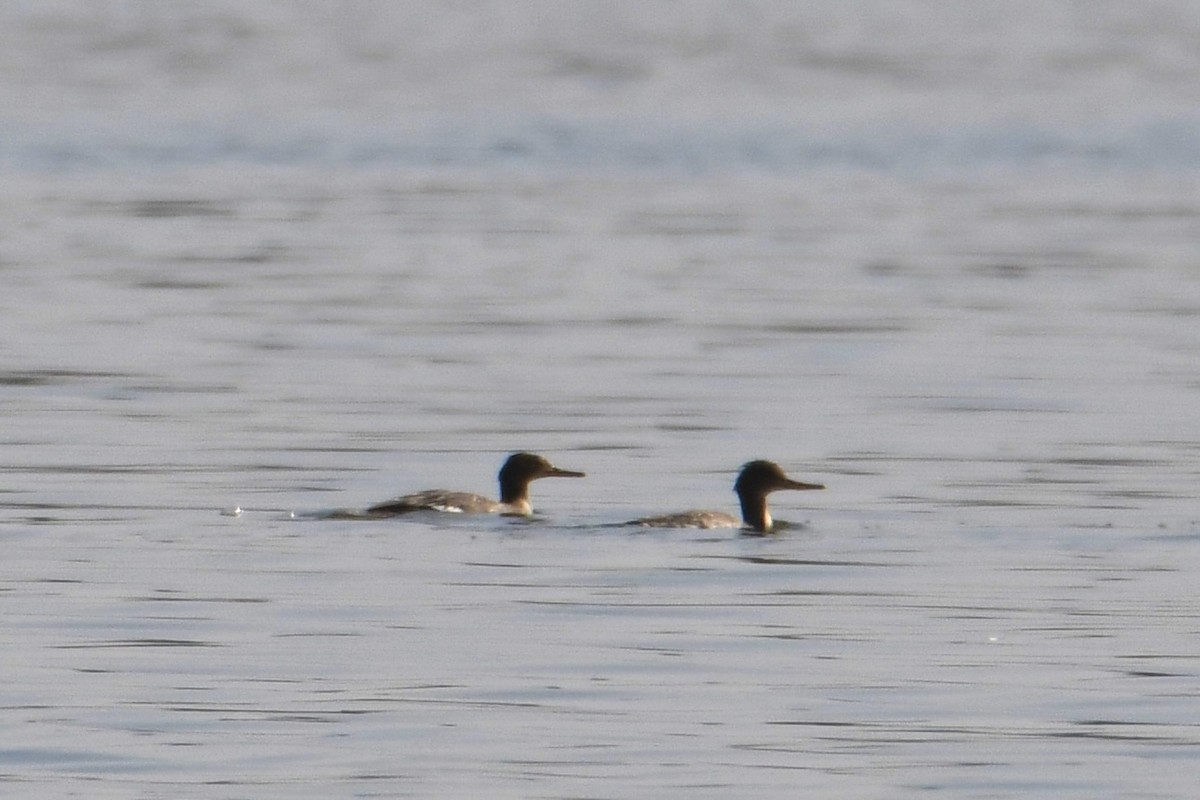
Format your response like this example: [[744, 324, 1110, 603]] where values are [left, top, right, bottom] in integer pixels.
[[502, 498, 532, 515], [499, 480, 531, 510], [739, 492, 773, 532]]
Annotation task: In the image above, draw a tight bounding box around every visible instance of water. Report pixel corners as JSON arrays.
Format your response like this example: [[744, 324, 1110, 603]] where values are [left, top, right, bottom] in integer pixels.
[[2, 3, 1199, 798]]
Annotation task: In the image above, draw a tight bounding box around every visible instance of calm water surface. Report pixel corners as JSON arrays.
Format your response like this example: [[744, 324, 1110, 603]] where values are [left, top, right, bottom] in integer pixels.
[[3, 3, 1200, 798]]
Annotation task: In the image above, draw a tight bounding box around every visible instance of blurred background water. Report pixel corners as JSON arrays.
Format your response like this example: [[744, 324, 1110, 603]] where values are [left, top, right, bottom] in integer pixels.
[[2, 2, 1199, 798]]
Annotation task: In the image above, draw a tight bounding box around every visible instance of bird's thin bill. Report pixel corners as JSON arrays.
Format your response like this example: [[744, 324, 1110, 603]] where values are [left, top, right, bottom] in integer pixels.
[[547, 466, 586, 478]]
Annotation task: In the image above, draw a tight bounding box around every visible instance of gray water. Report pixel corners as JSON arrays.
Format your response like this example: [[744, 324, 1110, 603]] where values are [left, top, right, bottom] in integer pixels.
[[3, 3, 1200, 798]]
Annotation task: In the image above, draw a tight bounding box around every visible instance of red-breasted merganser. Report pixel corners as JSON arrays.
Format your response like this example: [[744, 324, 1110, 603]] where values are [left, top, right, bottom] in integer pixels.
[[366, 452, 585, 517], [631, 460, 824, 533]]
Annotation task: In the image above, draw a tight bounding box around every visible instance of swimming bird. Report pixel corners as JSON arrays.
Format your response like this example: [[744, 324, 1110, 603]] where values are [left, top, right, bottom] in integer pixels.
[[630, 460, 824, 533], [365, 452, 585, 517]]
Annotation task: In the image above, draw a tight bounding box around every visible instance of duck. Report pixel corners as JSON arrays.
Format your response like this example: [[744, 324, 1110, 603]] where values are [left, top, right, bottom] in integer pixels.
[[365, 452, 585, 517], [630, 460, 823, 533]]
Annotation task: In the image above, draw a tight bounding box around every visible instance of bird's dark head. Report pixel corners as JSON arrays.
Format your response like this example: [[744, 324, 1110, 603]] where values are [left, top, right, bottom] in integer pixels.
[[498, 452, 586, 503], [734, 460, 824, 496]]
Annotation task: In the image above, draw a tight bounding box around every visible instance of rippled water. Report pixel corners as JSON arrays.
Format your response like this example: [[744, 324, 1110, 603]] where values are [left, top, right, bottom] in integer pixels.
[[3, 3, 1200, 798]]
